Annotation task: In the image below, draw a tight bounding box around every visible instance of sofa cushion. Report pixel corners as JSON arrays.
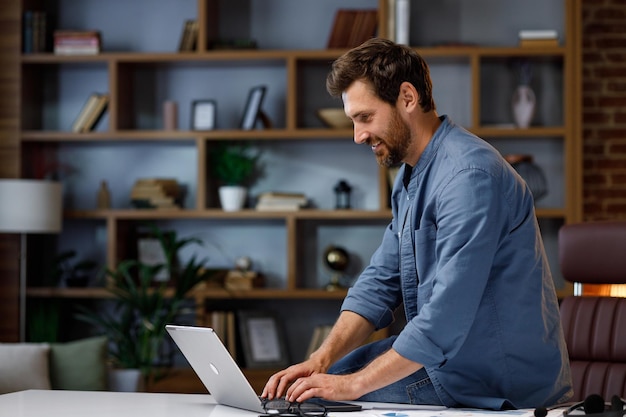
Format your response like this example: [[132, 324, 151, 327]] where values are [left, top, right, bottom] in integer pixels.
[[0, 343, 51, 394], [49, 336, 108, 391]]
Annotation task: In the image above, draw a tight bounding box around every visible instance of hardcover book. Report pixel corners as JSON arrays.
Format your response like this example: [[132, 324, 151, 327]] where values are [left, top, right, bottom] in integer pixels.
[[71, 94, 100, 133]]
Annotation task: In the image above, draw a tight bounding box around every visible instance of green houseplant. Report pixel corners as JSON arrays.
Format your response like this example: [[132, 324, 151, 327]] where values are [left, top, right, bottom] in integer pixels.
[[211, 143, 261, 211], [76, 226, 220, 386], [211, 143, 260, 186], [50, 250, 98, 287]]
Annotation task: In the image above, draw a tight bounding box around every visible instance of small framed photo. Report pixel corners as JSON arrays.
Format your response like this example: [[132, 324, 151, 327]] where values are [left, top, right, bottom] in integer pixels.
[[240, 85, 267, 130], [238, 310, 289, 369], [137, 236, 169, 282], [191, 99, 217, 130]]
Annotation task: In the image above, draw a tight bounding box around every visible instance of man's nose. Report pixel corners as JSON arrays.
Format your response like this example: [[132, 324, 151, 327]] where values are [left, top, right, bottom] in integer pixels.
[[353, 125, 368, 144]]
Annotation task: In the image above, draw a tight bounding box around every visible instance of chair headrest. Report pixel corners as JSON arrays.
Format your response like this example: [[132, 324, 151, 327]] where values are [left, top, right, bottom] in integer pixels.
[[559, 221, 626, 285]]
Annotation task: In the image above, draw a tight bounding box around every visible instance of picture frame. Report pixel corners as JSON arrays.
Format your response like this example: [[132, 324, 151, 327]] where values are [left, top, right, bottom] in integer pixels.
[[191, 99, 217, 130], [137, 235, 169, 282], [240, 85, 267, 130], [238, 310, 289, 369]]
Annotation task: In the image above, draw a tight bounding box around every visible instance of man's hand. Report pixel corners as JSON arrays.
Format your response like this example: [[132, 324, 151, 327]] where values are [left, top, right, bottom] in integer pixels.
[[262, 359, 326, 400], [262, 312, 375, 401], [280, 347, 423, 404], [285, 373, 363, 403]]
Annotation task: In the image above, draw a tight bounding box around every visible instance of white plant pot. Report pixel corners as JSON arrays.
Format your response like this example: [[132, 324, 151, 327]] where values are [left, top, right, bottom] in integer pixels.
[[108, 368, 144, 392], [219, 186, 247, 211]]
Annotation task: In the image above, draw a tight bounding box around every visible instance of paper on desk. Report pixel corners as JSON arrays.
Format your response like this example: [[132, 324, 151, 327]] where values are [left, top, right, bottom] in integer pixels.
[[332, 406, 563, 417]]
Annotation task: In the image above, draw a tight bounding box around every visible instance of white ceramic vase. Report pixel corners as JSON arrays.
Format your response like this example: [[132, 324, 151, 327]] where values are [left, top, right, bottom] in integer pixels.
[[108, 368, 144, 392], [219, 185, 247, 211], [512, 85, 536, 128]]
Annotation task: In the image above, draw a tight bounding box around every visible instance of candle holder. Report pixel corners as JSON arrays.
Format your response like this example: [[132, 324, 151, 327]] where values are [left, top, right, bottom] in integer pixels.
[[334, 179, 352, 209]]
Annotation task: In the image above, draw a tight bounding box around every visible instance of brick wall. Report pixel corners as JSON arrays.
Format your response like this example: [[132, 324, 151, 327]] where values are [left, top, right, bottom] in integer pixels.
[[582, 0, 626, 220]]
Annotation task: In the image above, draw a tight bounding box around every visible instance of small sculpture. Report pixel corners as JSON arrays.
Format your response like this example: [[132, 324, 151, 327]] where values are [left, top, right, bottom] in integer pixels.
[[323, 245, 350, 291]]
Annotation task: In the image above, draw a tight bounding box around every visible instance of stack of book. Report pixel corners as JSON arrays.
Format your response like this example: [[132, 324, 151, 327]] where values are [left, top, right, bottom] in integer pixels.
[[54, 30, 101, 55], [518, 30, 559, 48], [23, 10, 48, 53], [224, 270, 264, 291], [130, 178, 182, 209], [205, 311, 237, 360], [327, 9, 378, 49], [255, 192, 308, 211], [71, 93, 109, 133]]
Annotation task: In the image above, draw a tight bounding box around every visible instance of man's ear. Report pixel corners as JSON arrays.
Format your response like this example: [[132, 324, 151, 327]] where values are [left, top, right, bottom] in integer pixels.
[[397, 81, 419, 112]]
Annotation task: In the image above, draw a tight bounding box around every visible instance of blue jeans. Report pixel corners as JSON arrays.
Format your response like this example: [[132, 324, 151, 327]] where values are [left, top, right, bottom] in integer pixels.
[[327, 336, 443, 405]]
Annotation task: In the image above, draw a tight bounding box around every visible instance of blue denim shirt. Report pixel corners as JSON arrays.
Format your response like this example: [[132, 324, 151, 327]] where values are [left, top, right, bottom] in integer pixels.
[[341, 116, 572, 409]]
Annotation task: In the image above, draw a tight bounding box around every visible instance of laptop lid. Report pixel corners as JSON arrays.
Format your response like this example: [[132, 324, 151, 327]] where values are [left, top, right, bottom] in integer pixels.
[[166, 324, 362, 413], [166, 324, 265, 413]]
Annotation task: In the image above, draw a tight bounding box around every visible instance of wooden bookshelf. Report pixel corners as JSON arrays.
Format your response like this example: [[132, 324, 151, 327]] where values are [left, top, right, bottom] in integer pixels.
[[6, 0, 582, 352]]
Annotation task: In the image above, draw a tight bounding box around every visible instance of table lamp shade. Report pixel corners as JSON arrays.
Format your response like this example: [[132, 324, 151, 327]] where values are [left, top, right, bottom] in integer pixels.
[[0, 179, 63, 233]]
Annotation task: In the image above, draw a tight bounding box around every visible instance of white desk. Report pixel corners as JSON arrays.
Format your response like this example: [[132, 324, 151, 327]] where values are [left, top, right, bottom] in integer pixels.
[[0, 390, 251, 417], [0, 390, 555, 417]]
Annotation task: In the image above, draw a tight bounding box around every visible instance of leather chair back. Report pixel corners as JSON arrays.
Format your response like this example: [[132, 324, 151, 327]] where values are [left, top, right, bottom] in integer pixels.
[[559, 222, 626, 401]]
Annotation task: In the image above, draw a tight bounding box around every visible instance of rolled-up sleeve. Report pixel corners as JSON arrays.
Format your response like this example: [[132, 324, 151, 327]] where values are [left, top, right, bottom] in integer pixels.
[[341, 222, 403, 330]]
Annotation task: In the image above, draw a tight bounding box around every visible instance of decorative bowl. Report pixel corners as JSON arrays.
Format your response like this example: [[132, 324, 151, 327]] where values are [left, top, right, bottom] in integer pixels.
[[317, 108, 352, 129]]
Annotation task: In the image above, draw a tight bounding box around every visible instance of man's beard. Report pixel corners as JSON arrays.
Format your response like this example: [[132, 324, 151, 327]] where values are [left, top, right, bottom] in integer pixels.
[[374, 110, 412, 167]]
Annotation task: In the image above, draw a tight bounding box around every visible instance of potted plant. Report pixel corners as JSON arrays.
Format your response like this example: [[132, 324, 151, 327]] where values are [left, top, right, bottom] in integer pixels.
[[210, 143, 261, 211], [50, 250, 98, 287], [76, 226, 221, 390]]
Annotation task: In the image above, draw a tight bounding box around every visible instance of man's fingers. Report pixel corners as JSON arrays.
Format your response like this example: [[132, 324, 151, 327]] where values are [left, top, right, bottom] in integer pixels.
[[262, 370, 288, 399]]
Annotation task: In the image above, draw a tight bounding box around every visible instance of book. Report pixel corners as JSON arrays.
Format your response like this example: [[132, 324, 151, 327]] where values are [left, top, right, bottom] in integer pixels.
[[347, 10, 378, 47], [226, 311, 237, 359], [208, 311, 237, 360], [178, 20, 198, 52], [386, 0, 396, 42], [256, 202, 303, 211], [134, 178, 180, 196], [258, 191, 307, 204], [54, 30, 101, 55], [518, 29, 558, 40], [256, 191, 308, 211], [327, 9, 378, 49], [187, 20, 199, 50], [71, 93, 101, 133], [327, 10, 357, 48], [22, 11, 33, 53], [22, 10, 48, 53], [130, 178, 182, 209], [80, 94, 109, 132], [33, 11, 47, 53], [178, 20, 192, 51], [519, 38, 559, 48]]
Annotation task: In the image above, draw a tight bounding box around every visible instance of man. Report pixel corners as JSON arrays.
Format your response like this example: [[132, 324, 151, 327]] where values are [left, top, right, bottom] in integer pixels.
[[262, 38, 572, 410]]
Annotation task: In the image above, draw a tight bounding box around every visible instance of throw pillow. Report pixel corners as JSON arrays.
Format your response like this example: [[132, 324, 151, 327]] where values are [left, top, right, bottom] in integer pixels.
[[49, 336, 108, 391], [0, 343, 51, 394]]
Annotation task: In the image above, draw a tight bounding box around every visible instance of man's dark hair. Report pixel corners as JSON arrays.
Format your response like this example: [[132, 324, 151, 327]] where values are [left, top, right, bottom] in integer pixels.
[[326, 38, 435, 112]]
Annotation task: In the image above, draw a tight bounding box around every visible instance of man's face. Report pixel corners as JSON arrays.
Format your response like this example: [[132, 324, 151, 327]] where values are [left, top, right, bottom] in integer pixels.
[[342, 80, 412, 167]]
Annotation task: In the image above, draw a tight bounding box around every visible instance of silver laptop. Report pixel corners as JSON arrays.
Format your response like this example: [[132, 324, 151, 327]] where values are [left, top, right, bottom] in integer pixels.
[[166, 324, 361, 413]]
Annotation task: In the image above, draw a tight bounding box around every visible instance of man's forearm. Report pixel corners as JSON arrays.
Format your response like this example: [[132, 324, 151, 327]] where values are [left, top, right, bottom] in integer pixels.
[[310, 311, 375, 371], [350, 347, 424, 396]]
